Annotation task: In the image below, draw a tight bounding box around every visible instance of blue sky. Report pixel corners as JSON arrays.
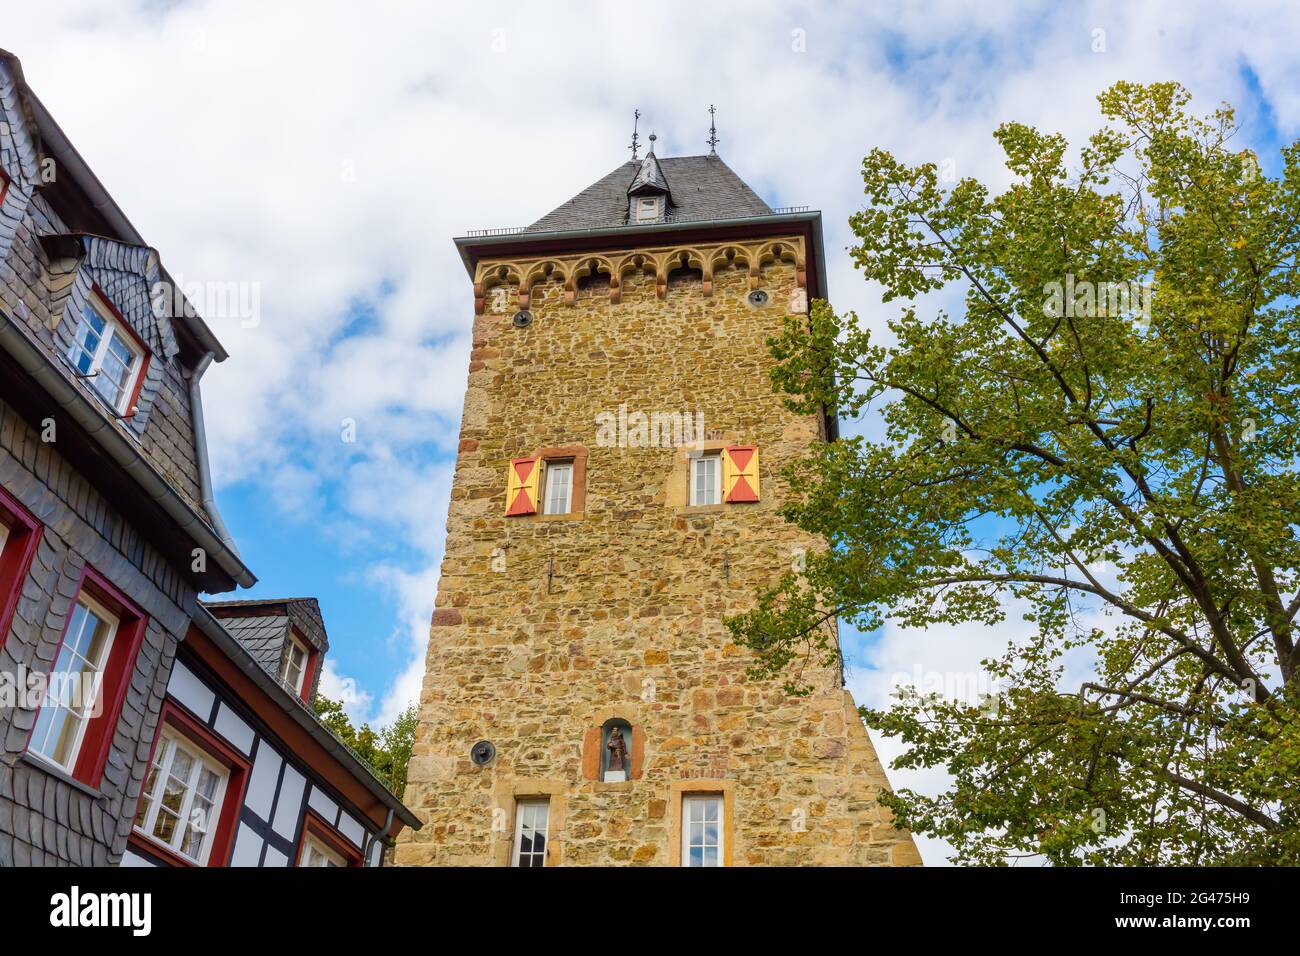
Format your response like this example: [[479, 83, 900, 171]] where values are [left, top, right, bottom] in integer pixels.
[[8, 0, 1299, 862]]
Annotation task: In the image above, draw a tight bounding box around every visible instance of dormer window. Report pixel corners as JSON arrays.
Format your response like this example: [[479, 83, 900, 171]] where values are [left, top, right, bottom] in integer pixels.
[[67, 290, 147, 416], [635, 195, 661, 222]]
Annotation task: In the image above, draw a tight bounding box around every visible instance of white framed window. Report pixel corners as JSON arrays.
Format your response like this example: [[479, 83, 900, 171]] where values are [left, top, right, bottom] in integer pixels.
[[512, 799, 550, 868], [29, 593, 118, 772], [681, 794, 724, 867], [133, 728, 229, 865], [542, 461, 574, 515], [301, 833, 347, 867], [66, 296, 146, 414], [278, 634, 309, 695], [690, 453, 721, 506], [635, 195, 660, 222]]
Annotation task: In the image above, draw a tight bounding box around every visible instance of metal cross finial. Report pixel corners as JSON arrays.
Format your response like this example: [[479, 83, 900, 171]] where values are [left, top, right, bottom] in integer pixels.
[[707, 104, 720, 155], [629, 109, 641, 161]]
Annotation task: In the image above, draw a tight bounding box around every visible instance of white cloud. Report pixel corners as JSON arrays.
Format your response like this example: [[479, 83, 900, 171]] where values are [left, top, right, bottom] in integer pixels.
[[317, 660, 374, 723], [5, 0, 1295, 834]]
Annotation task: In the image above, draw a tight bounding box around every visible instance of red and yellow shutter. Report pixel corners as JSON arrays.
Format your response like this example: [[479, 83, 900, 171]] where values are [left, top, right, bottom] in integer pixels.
[[722, 445, 760, 503], [506, 457, 539, 515]]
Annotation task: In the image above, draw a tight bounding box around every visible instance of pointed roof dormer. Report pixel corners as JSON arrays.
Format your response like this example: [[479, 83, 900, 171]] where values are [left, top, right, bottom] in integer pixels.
[[628, 134, 671, 199], [627, 133, 672, 222]]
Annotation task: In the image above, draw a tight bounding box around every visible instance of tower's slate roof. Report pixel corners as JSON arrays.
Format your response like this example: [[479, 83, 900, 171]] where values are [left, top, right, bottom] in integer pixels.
[[527, 155, 772, 234], [628, 148, 671, 197]]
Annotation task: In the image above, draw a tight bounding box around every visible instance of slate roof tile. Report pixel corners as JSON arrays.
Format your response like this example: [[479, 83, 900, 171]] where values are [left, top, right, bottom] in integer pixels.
[[527, 154, 772, 234]]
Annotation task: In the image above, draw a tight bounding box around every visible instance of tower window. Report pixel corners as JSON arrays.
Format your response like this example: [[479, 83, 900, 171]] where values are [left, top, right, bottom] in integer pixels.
[[542, 461, 574, 515], [512, 798, 550, 867], [690, 453, 721, 506], [635, 195, 661, 222], [681, 794, 724, 867], [67, 292, 147, 415]]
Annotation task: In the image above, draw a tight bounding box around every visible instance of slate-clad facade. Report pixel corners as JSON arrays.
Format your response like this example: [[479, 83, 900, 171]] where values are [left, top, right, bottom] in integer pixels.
[[0, 49, 417, 867]]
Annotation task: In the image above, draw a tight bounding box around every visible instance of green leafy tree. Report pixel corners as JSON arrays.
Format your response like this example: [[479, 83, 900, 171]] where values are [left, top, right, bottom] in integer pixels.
[[728, 81, 1300, 865], [314, 696, 418, 800]]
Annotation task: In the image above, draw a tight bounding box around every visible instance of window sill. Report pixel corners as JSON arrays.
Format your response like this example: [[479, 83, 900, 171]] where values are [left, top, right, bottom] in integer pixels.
[[20, 751, 105, 802], [128, 831, 198, 868], [678, 503, 730, 515], [533, 512, 584, 522]]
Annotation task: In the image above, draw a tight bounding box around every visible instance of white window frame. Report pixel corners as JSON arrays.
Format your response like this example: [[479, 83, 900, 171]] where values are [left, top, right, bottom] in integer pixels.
[[133, 727, 230, 865], [66, 295, 146, 415], [681, 794, 725, 867], [635, 195, 661, 222], [301, 833, 348, 867], [512, 798, 550, 868], [278, 633, 310, 695], [542, 460, 574, 515], [28, 591, 119, 772], [690, 453, 721, 506]]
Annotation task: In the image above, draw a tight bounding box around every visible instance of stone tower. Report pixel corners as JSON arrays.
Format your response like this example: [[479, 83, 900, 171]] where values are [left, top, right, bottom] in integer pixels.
[[398, 138, 920, 867]]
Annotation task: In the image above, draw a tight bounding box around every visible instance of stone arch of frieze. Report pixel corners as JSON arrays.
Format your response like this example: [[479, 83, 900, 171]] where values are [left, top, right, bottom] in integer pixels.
[[755, 239, 806, 291], [474, 262, 524, 314], [568, 255, 615, 302], [661, 247, 710, 296], [471, 237, 806, 313], [520, 259, 569, 309], [611, 252, 661, 303]]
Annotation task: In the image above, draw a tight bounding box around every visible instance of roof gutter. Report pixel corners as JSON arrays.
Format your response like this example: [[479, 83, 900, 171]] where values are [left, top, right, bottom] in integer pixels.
[[192, 605, 422, 832], [190, 352, 242, 560], [0, 309, 255, 588]]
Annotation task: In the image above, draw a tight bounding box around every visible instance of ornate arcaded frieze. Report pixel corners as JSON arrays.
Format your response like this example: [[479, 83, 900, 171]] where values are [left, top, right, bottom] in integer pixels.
[[470, 236, 807, 314]]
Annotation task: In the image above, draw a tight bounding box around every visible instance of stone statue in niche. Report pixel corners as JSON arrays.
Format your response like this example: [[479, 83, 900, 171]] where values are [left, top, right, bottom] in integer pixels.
[[605, 726, 628, 782]]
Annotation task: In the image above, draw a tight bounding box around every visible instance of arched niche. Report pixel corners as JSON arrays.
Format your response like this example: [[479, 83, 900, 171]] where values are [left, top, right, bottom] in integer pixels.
[[600, 717, 633, 783], [581, 715, 644, 783]]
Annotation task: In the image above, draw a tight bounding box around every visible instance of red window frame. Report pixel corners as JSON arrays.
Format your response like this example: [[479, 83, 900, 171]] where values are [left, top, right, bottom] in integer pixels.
[[0, 167, 11, 206], [128, 699, 251, 867], [298, 642, 319, 702], [24, 564, 148, 787], [0, 484, 42, 652], [294, 808, 364, 867], [82, 285, 152, 418]]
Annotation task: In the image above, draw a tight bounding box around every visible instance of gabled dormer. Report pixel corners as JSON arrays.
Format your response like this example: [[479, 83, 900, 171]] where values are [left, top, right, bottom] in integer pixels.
[[627, 133, 672, 223], [39, 233, 181, 429], [203, 598, 332, 705]]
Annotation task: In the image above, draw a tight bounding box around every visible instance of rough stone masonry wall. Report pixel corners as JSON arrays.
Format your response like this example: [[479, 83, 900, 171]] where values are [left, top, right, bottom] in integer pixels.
[[398, 238, 920, 866]]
